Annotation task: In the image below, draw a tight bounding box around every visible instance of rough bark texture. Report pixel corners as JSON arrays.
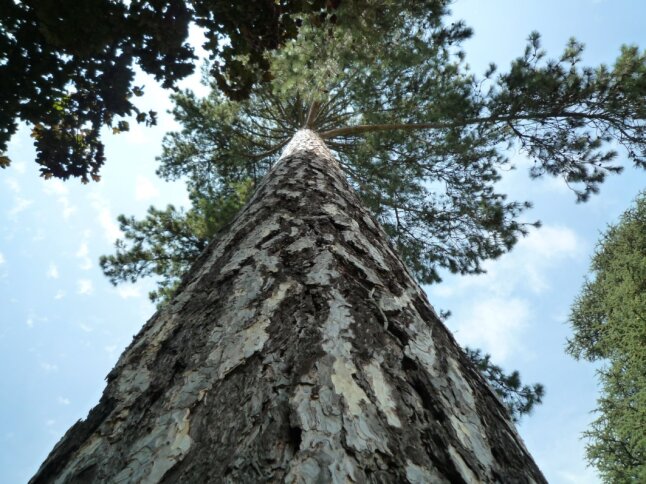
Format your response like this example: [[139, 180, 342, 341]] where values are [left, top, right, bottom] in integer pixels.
[[32, 130, 546, 483]]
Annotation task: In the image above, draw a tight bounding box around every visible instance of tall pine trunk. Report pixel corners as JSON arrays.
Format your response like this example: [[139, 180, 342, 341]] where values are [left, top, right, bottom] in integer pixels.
[[32, 130, 546, 483]]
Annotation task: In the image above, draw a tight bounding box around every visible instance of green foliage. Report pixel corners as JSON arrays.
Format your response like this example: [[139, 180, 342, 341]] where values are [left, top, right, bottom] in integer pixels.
[[101, 2, 554, 413], [142, 0, 646, 286], [0, 0, 336, 181], [464, 348, 544, 422], [152, 2, 528, 285], [490, 35, 646, 201], [100, 0, 646, 296], [100, 180, 252, 304], [567, 193, 646, 482]]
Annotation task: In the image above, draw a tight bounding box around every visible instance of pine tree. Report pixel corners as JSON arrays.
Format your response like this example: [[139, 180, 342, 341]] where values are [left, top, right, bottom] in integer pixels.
[[99, 7, 646, 297], [567, 192, 646, 482], [29, 1, 646, 480], [32, 130, 546, 483], [99, 180, 546, 423], [96, 1, 641, 427]]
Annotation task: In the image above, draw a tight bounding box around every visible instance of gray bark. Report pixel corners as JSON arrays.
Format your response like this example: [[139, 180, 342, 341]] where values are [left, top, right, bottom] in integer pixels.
[[32, 130, 546, 483]]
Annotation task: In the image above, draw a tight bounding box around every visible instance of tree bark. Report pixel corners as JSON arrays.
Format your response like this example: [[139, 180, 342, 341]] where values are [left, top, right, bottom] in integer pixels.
[[32, 130, 546, 483]]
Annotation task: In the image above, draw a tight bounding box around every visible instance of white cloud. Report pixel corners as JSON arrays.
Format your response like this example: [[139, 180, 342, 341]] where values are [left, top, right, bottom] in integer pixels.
[[77, 279, 94, 295], [452, 297, 531, 363], [135, 175, 160, 201], [89, 192, 123, 243], [8, 196, 33, 216], [42, 179, 77, 219], [556, 467, 600, 484], [518, 225, 579, 260], [428, 224, 583, 362], [40, 362, 58, 373], [104, 344, 118, 358], [57, 396, 70, 405], [54, 290, 66, 300], [157, 113, 182, 133], [430, 224, 582, 298], [5, 178, 20, 193], [429, 283, 456, 299], [47, 263, 59, 279], [116, 285, 142, 299], [76, 241, 92, 270], [42, 179, 68, 196], [99, 209, 122, 243], [78, 323, 93, 333], [0, 252, 4, 265], [26, 314, 49, 328], [12, 161, 26, 174], [124, 124, 150, 145], [60, 198, 77, 219]]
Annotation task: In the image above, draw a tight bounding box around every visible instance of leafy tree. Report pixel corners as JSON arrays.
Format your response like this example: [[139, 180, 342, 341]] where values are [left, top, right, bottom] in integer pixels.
[[567, 192, 646, 482], [0, 0, 339, 181]]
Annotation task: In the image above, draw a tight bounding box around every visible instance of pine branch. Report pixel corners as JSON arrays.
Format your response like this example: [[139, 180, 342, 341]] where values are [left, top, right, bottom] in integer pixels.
[[318, 111, 640, 139]]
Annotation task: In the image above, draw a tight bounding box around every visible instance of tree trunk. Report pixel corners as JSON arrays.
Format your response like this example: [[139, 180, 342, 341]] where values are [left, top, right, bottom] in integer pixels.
[[32, 130, 546, 483]]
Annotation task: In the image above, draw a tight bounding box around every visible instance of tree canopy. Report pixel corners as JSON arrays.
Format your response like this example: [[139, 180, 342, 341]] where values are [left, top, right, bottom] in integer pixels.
[[100, 0, 646, 296], [4, 0, 643, 185], [0, 0, 339, 181], [101, 0, 646, 425], [567, 192, 646, 482]]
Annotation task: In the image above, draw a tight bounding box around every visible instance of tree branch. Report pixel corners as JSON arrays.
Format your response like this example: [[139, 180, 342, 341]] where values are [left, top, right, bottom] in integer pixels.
[[318, 111, 641, 139]]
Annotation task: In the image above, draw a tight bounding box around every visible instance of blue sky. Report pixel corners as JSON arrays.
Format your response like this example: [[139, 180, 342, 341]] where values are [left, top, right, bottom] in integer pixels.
[[1, 1, 644, 482]]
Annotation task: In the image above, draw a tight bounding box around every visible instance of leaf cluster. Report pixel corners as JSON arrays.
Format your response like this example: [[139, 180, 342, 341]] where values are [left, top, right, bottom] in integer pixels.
[[567, 193, 646, 481], [489, 34, 646, 201], [464, 348, 544, 422], [0, 0, 336, 181], [99, 180, 252, 304], [150, 1, 534, 286]]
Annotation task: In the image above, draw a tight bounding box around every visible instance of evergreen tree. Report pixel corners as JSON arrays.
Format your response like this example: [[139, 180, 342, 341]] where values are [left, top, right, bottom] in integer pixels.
[[100, 182, 546, 422], [32, 129, 548, 483], [567, 192, 646, 482], [23, 1, 646, 480], [100, 2, 646, 292], [99, 0, 645, 425]]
